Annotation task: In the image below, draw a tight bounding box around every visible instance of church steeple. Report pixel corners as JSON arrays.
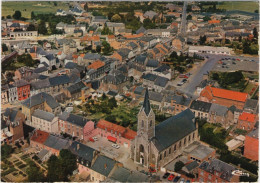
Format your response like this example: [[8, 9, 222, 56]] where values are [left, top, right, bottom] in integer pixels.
[[143, 88, 151, 116]]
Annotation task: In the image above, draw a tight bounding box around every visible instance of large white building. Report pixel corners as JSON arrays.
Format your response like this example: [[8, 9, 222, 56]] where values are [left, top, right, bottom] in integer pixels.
[[189, 46, 232, 55], [31, 109, 58, 133]]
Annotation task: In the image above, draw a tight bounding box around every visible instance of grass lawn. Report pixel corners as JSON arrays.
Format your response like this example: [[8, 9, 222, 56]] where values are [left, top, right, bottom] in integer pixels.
[[243, 82, 256, 94], [216, 2, 259, 12], [2, 1, 70, 18]]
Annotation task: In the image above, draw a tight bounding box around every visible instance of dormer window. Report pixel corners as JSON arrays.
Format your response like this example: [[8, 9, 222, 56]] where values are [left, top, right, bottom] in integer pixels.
[[150, 120, 152, 127]]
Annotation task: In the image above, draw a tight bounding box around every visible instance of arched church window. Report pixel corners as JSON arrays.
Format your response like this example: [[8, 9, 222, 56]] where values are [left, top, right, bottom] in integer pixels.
[[193, 132, 195, 140], [179, 141, 182, 148], [160, 154, 162, 160], [164, 151, 166, 157], [188, 135, 191, 142], [169, 148, 171, 154], [184, 138, 186, 145], [174, 145, 176, 151], [142, 120, 144, 128], [150, 120, 152, 127]]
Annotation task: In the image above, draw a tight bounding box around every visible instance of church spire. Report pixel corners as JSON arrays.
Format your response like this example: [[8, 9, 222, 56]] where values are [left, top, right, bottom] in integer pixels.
[[143, 88, 151, 116]]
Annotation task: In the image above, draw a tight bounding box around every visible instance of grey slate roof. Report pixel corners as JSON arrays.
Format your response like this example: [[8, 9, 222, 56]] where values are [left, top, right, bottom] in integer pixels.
[[3, 108, 18, 122], [184, 161, 199, 172], [146, 59, 159, 68], [117, 48, 131, 59], [108, 167, 149, 182], [33, 66, 48, 74], [37, 149, 49, 160], [135, 54, 147, 65], [22, 92, 60, 109], [136, 26, 146, 34], [152, 109, 196, 152], [142, 88, 151, 116], [83, 53, 101, 60], [199, 159, 237, 182], [49, 75, 70, 86], [247, 128, 258, 139], [154, 64, 170, 73], [143, 73, 157, 81], [209, 103, 228, 116], [67, 81, 86, 95], [31, 79, 50, 90], [165, 95, 191, 106], [43, 135, 70, 150], [134, 86, 145, 95], [69, 141, 95, 167], [91, 155, 117, 177], [149, 91, 163, 102], [59, 112, 88, 128], [190, 100, 212, 113], [32, 109, 55, 122], [244, 99, 258, 111], [154, 76, 169, 87]]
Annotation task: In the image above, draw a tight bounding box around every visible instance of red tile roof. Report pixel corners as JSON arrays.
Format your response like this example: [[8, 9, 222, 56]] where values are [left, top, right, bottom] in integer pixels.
[[124, 33, 144, 39], [124, 128, 137, 140], [107, 35, 115, 39], [31, 130, 49, 144], [97, 119, 126, 134], [201, 86, 248, 102], [87, 60, 105, 70], [239, 112, 256, 122], [208, 20, 220, 24]]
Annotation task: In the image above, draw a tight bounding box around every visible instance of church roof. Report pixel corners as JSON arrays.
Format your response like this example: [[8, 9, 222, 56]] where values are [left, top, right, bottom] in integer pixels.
[[143, 88, 151, 116], [152, 109, 196, 152]]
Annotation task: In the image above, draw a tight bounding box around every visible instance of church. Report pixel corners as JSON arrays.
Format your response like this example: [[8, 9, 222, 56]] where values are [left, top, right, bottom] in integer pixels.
[[131, 89, 199, 170]]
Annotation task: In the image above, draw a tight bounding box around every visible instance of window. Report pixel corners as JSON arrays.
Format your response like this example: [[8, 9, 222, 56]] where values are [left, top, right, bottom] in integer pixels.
[[179, 141, 182, 148], [188, 135, 191, 142], [169, 148, 171, 154], [150, 120, 153, 127], [174, 145, 176, 151], [184, 138, 186, 145], [164, 151, 166, 157], [193, 133, 195, 140], [160, 154, 162, 160], [142, 120, 144, 128]]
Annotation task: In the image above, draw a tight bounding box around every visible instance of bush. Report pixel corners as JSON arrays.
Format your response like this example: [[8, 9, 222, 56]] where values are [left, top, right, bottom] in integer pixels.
[[234, 129, 247, 135]]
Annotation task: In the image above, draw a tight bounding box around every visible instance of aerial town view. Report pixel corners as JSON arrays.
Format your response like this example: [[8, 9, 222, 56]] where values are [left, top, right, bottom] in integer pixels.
[[1, 1, 259, 182]]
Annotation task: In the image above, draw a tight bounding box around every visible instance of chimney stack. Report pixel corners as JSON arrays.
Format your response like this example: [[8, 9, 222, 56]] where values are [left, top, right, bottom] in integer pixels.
[[77, 143, 80, 150], [104, 163, 107, 169]]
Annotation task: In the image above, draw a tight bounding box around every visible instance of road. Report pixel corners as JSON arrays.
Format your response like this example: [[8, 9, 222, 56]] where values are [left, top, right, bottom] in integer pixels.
[[179, 1, 188, 35]]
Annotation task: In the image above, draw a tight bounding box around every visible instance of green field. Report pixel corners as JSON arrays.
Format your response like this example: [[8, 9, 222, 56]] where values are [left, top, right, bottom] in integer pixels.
[[217, 2, 259, 13], [2, 1, 70, 19]]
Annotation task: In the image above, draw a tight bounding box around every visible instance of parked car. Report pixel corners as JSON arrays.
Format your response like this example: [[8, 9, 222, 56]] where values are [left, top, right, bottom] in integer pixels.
[[168, 174, 175, 181], [177, 82, 184, 86], [89, 137, 95, 142], [182, 79, 187, 83], [186, 180, 191, 183], [163, 172, 170, 179], [173, 176, 181, 182], [149, 168, 156, 173], [93, 137, 98, 141], [112, 144, 120, 149], [180, 178, 185, 183]]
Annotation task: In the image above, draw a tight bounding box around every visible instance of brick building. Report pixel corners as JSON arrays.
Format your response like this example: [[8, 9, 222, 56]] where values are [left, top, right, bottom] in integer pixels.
[[244, 128, 258, 161], [95, 119, 137, 148], [237, 112, 257, 131], [198, 86, 248, 110], [14, 79, 30, 101], [198, 159, 239, 182]]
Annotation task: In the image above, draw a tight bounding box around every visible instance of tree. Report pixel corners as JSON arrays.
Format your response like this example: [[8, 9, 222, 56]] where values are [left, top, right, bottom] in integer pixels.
[[17, 54, 35, 67], [211, 72, 219, 81], [6, 15, 12, 19], [2, 16, 5, 20], [111, 14, 121, 22], [102, 41, 113, 55], [186, 14, 192, 20], [54, 2, 57, 6], [96, 45, 101, 53], [59, 149, 77, 178], [174, 161, 185, 172], [101, 93, 107, 100], [170, 51, 178, 60], [1, 144, 13, 160], [38, 20, 48, 35], [84, 3, 88, 11], [107, 12, 115, 20], [47, 155, 61, 181], [203, 15, 211, 22], [143, 18, 156, 29], [108, 97, 117, 109], [199, 35, 207, 45], [27, 164, 45, 182], [27, 24, 36, 31], [101, 24, 112, 35], [2, 43, 8, 52], [253, 27, 258, 39], [13, 10, 22, 20]]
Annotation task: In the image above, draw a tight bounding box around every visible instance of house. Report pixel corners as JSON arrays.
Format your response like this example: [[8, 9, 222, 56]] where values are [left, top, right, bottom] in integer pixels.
[[1, 84, 9, 104], [111, 48, 134, 62], [163, 95, 191, 115], [237, 112, 257, 131], [90, 155, 117, 182], [244, 128, 258, 161], [100, 70, 129, 93], [154, 76, 169, 92], [146, 59, 159, 71], [148, 91, 164, 109], [197, 159, 239, 182], [198, 86, 248, 110], [62, 81, 86, 101], [14, 66, 33, 80], [106, 22, 125, 35], [1, 108, 25, 144], [145, 29, 171, 37], [190, 100, 212, 121], [79, 53, 101, 66], [58, 112, 96, 141], [7, 84, 18, 103], [152, 64, 172, 80], [243, 99, 258, 114], [69, 141, 98, 178], [31, 109, 58, 133], [143, 11, 157, 20], [22, 92, 61, 121], [13, 79, 30, 101]]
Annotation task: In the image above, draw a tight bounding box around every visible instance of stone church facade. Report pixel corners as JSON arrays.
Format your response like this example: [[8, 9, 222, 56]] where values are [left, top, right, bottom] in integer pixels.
[[131, 89, 199, 170]]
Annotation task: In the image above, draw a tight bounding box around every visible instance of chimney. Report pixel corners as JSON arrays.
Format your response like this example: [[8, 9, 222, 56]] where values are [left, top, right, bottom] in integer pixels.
[[77, 143, 80, 150], [104, 163, 107, 169]]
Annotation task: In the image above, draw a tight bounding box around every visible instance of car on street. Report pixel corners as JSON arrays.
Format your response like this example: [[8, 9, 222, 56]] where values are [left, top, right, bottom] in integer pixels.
[[177, 82, 184, 86], [173, 176, 181, 182], [89, 137, 95, 142], [168, 174, 175, 181], [93, 137, 98, 141], [182, 79, 187, 83], [163, 172, 170, 179], [186, 180, 191, 183], [112, 144, 120, 149], [180, 178, 185, 183]]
